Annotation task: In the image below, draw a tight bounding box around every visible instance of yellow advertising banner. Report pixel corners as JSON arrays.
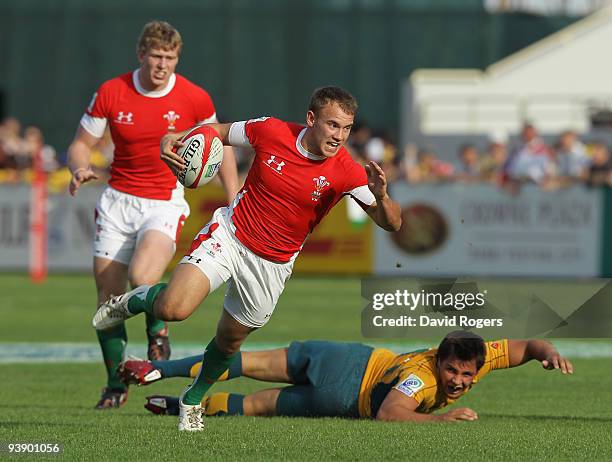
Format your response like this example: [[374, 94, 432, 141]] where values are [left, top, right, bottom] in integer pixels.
[[171, 184, 372, 274]]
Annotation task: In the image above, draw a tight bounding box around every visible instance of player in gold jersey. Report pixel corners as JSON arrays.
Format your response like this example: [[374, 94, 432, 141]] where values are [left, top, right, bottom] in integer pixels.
[[120, 331, 573, 422]]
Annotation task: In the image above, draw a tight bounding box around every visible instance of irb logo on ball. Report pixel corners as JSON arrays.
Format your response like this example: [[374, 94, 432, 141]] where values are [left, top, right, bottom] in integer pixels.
[[205, 162, 221, 178]]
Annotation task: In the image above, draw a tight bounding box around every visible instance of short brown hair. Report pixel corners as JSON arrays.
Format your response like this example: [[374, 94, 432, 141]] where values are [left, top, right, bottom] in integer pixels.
[[308, 86, 358, 116], [137, 20, 182, 55], [437, 330, 486, 371]]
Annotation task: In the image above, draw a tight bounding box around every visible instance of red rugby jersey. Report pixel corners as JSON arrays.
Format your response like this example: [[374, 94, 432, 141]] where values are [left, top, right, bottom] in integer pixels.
[[228, 117, 375, 262], [83, 71, 216, 199]]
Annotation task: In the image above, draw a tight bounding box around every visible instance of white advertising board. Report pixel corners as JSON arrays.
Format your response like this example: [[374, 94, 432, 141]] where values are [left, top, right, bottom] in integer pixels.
[[376, 184, 602, 277], [0, 185, 100, 270]]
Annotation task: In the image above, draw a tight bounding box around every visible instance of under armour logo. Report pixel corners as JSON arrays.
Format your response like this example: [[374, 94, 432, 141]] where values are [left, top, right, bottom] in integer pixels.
[[115, 111, 134, 124], [265, 155, 285, 174], [185, 255, 202, 264]]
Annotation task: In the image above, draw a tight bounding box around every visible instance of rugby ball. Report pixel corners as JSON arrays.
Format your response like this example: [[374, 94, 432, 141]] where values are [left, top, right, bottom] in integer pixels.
[[176, 125, 224, 188]]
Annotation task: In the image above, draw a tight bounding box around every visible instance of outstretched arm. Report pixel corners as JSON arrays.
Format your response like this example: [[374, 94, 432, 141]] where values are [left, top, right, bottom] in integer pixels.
[[364, 161, 402, 232], [67, 126, 100, 196], [507, 339, 573, 374], [218, 146, 240, 203], [376, 390, 478, 422]]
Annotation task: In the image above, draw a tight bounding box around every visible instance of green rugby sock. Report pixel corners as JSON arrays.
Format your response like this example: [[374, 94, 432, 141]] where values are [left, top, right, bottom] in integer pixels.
[[127, 283, 166, 315], [227, 353, 243, 379], [145, 313, 166, 336], [182, 338, 239, 405], [204, 393, 244, 416], [97, 324, 127, 390], [152, 355, 202, 378]]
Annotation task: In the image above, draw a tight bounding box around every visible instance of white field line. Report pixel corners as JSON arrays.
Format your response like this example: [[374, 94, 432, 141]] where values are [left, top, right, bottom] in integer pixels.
[[0, 341, 611, 363]]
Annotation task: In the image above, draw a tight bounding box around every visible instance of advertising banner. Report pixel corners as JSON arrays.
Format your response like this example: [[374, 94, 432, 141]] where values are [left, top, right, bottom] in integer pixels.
[[0, 185, 98, 270], [0, 184, 372, 274], [376, 183, 603, 277]]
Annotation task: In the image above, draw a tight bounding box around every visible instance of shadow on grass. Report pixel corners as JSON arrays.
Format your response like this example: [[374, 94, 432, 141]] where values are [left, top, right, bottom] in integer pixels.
[[484, 413, 612, 423]]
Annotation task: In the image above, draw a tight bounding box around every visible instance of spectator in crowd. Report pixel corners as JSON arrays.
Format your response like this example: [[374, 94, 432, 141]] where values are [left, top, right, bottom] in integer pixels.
[[347, 121, 371, 164], [0, 128, 14, 171], [23, 126, 58, 173], [364, 130, 400, 182], [479, 133, 508, 184], [455, 143, 481, 182], [586, 142, 612, 187], [506, 123, 556, 186], [0, 117, 23, 172], [555, 130, 590, 183], [405, 146, 454, 183]]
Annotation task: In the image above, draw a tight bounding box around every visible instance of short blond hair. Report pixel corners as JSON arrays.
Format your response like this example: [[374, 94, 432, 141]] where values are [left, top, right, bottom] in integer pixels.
[[137, 20, 182, 55]]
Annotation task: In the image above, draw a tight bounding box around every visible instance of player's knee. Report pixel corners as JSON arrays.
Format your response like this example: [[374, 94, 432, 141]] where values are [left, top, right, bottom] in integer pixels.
[[155, 295, 194, 322], [215, 336, 243, 356]]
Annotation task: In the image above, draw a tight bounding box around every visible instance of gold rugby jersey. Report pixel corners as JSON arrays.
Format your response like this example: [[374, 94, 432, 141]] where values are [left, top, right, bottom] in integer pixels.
[[358, 339, 509, 418]]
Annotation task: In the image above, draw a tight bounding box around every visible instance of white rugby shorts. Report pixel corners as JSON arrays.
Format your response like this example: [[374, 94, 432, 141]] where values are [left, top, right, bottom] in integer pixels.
[[180, 207, 293, 328], [94, 186, 189, 265]]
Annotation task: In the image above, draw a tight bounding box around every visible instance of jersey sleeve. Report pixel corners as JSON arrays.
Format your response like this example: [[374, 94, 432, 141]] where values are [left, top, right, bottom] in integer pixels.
[[228, 121, 251, 148], [474, 339, 510, 382], [343, 157, 375, 207], [393, 368, 436, 406], [193, 88, 217, 124], [243, 116, 273, 149], [81, 83, 111, 138]]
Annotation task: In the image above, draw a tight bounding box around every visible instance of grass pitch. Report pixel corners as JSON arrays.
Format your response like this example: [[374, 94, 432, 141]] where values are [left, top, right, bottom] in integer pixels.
[[1, 274, 611, 460]]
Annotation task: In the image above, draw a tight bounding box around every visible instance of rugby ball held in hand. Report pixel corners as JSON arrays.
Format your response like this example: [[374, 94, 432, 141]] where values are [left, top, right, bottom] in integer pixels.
[[176, 125, 224, 188]]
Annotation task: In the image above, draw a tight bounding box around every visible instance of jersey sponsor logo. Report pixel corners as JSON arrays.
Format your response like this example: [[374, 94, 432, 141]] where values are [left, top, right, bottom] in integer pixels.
[[163, 110, 181, 131], [264, 155, 285, 174], [115, 111, 134, 125], [311, 176, 330, 201], [396, 373, 424, 397], [491, 342, 499, 350]]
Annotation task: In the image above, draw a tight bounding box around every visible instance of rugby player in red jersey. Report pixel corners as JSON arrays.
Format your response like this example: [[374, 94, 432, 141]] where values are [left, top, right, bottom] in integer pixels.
[[93, 86, 401, 429], [67, 20, 239, 409]]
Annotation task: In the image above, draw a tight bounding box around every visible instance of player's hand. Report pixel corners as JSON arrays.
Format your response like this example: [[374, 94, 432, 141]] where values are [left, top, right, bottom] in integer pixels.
[[440, 407, 479, 422], [69, 167, 99, 196], [365, 161, 388, 200], [160, 133, 186, 175], [541, 353, 574, 374]]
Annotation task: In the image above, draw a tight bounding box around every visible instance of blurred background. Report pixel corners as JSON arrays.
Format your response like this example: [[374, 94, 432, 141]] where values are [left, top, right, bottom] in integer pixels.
[[2, 0, 612, 279]]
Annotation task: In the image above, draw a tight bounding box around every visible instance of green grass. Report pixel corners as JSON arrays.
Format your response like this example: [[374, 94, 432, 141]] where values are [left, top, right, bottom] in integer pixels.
[[1, 275, 611, 460], [0, 274, 364, 343], [1, 361, 610, 461]]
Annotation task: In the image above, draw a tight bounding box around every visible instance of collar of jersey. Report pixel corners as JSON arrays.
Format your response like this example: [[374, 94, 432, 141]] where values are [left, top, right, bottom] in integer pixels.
[[132, 69, 176, 98], [296, 128, 327, 161]]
